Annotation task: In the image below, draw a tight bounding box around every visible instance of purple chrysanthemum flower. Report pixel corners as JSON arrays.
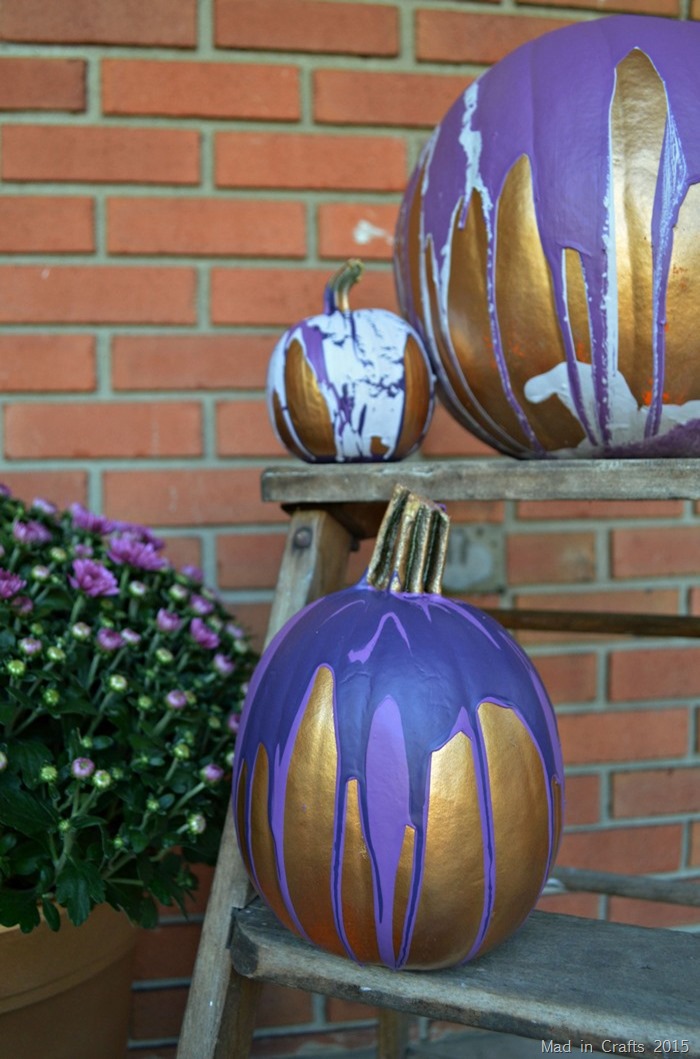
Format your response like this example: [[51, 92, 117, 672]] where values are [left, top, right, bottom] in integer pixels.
[[156, 608, 182, 634], [225, 622, 244, 640], [190, 594, 214, 616], [165, 689, 187, 711], [71, 757, 95, 779], [112, 520, 165, 550], [19, 637, 42, 657], [97, 627, 125, 652], [73, 543, 94, 558], [11, 595, 33, 615], [0, 484, 11, 499], [201, 763, 224, 784], [12, 519, 52, 545], [70, 503, 116, 535], [69, 559, 119, 597], [107, 533, 166, 571], [213, 653, 235, 677], [180, 564, 203, 584], [190, 617, 220, 650], [121, 628, 141, 646], [226, 712, 240, 735], [0, 569, 27, 600], [31, 497, 57, 515]]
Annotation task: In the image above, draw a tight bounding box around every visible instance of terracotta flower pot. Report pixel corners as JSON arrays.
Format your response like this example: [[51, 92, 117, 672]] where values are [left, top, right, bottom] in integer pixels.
[[0, 904, 137, 1059]]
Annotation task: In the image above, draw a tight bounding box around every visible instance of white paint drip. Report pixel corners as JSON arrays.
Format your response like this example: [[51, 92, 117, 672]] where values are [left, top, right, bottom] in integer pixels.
[[352, 220, 394, 248]]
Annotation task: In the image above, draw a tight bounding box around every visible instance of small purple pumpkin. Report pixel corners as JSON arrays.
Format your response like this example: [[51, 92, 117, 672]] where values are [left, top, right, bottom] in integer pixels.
[[267, 260, 434, 463], [233, 488, 564, 970]]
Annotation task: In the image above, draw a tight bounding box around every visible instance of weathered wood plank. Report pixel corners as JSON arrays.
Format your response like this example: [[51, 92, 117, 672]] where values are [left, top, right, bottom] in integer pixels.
[[550, 867, 700, 906], [488, 608, 700, 639], [176, 509, 354, 1059], [262, 458, 700, 505], [231, 901, 700, 1057]]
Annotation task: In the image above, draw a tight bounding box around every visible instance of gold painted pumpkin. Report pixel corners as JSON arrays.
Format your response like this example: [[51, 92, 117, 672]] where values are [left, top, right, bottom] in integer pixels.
[[233, 488, 564, 969], [267, 260, 434, 462], [394, 16, 700, 458]]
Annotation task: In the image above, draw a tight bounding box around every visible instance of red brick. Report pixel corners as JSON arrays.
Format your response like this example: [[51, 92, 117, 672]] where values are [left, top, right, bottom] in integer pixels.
[[218, 532, 287, 590], [558, 823, 683, 874], [0, 58, 85, 112], [0, 471, 88, 510], [532, 651, 598, 705], [216, 399, 286, 458], [691, 822, 700, 865], [159, 536, 202, 573], [102, 60, 299, 121], [0, 0, 197, 46], [216, 0, 398, 56], [103, 468, 288, 527], [5, 401, 202, 459], [2, 126, 199, 186], [608, 896, 700, 929], [326, 996, 379, 1023], [210, 267, 397, 326], [421, 404, 501, 458], [215, 132, 407, 191], [507, 532, 597, 586], [318, 203, 398, 261], [111, 335, 274, 391], [517, 499, 684, 520], [133, 921, 201, 981], [557, 708, 688, 766], [0, 266, 196, 325], [416, 12, 571, 65], [612, 525, 700, 579], [107, 198, 305, 258], [234, 601, 272, 651], [0, 334, 95, 392], [609, 646, 700, 702], [314, 70, 470, 128], [516, 0, 678, 12], [612, 766, 700, 818], [255, 983, 314, 1029], [0, 196, 93, 253], [561, 773, 600, 826]]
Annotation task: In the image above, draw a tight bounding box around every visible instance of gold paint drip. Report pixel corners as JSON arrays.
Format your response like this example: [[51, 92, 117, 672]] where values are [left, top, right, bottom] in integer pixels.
[[393, 335, 433, 459], [611, 49, 667, 407], [283, 665, 346, 957], [284, 338, 336, 458], [392, 825, 416, 963], [664, 182, 700, 404], [407, 732, 485, 969], [249, 744, 298, 934], [366, 485, 449, 595], [564, 248, 592, 366], [476, 702, 551, 957], [340, 778, 381, 964]]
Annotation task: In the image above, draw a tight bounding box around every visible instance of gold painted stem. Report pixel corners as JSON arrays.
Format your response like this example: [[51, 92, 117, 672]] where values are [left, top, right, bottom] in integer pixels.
[[366, 485, 449, 595], [328, 259, 364, 312]]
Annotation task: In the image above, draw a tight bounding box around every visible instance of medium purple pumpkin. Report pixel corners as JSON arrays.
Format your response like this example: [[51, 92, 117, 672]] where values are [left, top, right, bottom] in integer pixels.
[[267, 260, 434, 463], [233, 489, 564, 970], [394, 16, 700, 458]]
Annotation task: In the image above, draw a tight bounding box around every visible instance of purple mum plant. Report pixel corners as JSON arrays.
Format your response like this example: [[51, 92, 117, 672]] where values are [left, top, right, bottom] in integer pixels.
[[0, 488, 257, 934]]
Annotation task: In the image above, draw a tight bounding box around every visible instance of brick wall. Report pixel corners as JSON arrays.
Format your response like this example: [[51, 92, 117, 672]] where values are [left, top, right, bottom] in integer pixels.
[[1, 1, 699, 1055]]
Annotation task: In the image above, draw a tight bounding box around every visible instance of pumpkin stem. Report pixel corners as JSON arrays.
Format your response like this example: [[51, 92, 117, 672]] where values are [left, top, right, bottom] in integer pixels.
[[324, 259, 364, 314], [366, 484, 449, 595]]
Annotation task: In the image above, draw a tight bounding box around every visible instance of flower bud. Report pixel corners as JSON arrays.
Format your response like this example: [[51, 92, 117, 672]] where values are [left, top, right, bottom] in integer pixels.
[[173, 742, 190, 761], [226, 712, 240, 735], [0, 751, 8, 772], [19, 637, 42, 657], [165, 689, 187, 711], [121, 628, 141, 646], [71, 757, 95, 780], [155, 647, 174, 665], [47, 645, 66, 662], [129, 580, 147, 598], [108, 674, 128, 693], [137, 695, 153, 712], [186, 813, 206, 835], [58, 819, 71, 834], [146, 797, 160, 813], [42, 688, 60, 706], [30, 565, 51, 582], [168, 583, 189, 603], [49, 547, 67, 562], [208, 716, 222, 731], [92, 769, 112, 790], [6, 659, 26, 677], [201, 763, 224, 785], [71, 622, 92, 641], [40, 764, 58, 783]]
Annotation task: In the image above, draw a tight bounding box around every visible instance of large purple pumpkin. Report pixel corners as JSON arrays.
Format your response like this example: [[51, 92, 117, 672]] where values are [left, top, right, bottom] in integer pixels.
[[233, 489, 564, 970], [394, 16, 700, 458]]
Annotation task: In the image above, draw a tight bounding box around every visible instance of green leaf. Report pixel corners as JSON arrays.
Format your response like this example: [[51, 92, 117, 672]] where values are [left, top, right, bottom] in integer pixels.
[[0, 888, 41, 932], [41, 897, 61, 932], [12, 740, 52, 786], [0, 772, 58, 837], [55, 858, 105, 927], [0, 628, 17, 652]]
